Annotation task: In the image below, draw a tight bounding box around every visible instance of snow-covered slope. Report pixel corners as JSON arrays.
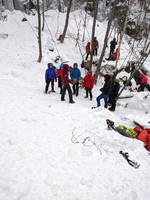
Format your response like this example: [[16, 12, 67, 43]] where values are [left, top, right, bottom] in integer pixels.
[[0, 10, 150, 200]]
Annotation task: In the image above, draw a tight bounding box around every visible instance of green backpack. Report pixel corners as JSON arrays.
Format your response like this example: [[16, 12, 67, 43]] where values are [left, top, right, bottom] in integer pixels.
[[116, 125, 138, 138]]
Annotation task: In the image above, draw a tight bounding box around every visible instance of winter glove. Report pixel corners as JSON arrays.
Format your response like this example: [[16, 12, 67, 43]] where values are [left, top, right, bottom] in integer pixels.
[[55, 78, 57, 82]]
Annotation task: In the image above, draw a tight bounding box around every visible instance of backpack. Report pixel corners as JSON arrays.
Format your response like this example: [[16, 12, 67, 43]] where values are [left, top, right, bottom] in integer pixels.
[[116, 125, 138, 138]]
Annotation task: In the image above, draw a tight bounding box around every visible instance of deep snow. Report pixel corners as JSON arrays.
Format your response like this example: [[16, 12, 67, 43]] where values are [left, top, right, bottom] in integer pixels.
[[0, 9, 150, 200]]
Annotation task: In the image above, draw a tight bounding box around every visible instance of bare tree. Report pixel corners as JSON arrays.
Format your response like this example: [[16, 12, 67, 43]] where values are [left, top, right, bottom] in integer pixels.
[[94, 0, 118, 83], [94, 18, 112, 83], [42, 0, 45, 31], [37, 0, 42, 62], [90, 0, 99, 69], [60, 0, 73, 43]]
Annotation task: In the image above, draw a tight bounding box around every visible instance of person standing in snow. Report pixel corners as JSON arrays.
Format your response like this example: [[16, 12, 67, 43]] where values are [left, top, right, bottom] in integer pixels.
[[70, 63, 81, 96], [92, 37, 99, 56], [109, 38, 117, 59], [108, 78, 120, 111], [56, 64, 63, 94], [85, 42, 91, 60], [96, 75, 113, 108], [45, 63, 57, 94], [82, 70, 94, 101], [61, 64, 75, 103]]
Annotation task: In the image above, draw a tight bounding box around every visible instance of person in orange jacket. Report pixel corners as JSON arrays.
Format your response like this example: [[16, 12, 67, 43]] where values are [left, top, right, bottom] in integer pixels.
[[85, 42, 91, 60], [92, 37, 99, 56], [82, 70, 94, 100], [134, 126, 150, 151], [111, 48, 120, 61], [137, 73, 148, 92]]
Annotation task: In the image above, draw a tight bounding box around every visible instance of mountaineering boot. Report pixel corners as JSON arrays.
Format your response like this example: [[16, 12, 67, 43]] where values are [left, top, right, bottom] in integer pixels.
[[61, 99, 65, 101], [109, 107, 115, 111], [69, 100, 75, 104], [104, 104, 107, 108]]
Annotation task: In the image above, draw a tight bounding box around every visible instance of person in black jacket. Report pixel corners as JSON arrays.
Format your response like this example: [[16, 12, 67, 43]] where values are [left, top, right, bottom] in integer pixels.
[[108, 38, 117, 60], [108, 78, 120, 111], [96, 75, 113, 108]]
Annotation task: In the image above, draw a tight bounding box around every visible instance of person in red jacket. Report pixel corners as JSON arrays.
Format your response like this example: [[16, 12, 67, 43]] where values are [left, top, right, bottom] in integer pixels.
[[85, 42, 91, 60], [137, 73, 148, 92], [56, 64, 63, 94], [111, 48, 120, 61], [61, 64, 75, 103], [92, 37, 99, 56], [134, 126, 150, 151], [82, 70, 94, 100]]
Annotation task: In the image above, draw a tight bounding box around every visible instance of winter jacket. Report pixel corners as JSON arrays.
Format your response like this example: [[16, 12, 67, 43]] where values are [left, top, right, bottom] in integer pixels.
[[56, 69, 62, 77], [70, 68, 81, 81], [112, 49, 120, 60], [134, 126, 150, 151], [101, 80, 113, 95], [138, 74, 148, 84], [61, 64, 70, 86], [45, 67, 56, 81], [110, 82, 120, 98], [86, 42, 91, 53], [93, 39, 99, 48], [110, 39, 117, 50], [83, 74, 94, 89]]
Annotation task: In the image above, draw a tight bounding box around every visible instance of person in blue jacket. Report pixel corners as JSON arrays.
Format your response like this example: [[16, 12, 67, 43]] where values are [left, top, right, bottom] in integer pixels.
[[70, 63, 81, 96], [45, 63, 56, 94]]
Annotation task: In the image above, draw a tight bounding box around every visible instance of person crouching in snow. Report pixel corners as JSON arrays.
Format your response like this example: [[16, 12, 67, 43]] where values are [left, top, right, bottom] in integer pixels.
[[45, 63, 56, 94], [137, 73, 148, 92], [61, 64, 75, 104], [111, 48, 120, 61], [96, 75, 113, 108], [82, 70, 94, 100]]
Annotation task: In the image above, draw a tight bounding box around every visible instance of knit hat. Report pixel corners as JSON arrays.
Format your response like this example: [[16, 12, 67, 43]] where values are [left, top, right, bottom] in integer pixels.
[[73, 63, 78, 67], [63, 64, 69, 71], [59, 64, 64, 70], [47, 63, 53, 68], [88, 70, 92, 74]]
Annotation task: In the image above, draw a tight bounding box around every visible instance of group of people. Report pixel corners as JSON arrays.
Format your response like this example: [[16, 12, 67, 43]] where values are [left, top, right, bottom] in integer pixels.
[[85, 37, 99, 60], [107, 37, 120, 61], [85, 37, 120, 62], [45, 62, 94, 104], [44, 62, 122, 111]]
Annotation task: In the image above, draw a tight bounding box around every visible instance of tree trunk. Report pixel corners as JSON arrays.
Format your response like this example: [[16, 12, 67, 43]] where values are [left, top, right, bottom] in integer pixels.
[[37, 0, 42, 62], [114, 0, 131, 69], [94, 0, 118, 84], [60, 0, 73, 43], [90, 0, 99, 69], [3, 0, 14, 11], [42, 0, 45, 32], [94, 19, 112, 84]]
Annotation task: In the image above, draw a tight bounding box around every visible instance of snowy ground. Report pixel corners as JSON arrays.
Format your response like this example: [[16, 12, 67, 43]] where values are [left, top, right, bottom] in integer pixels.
[[0, 10, 150, 200]]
